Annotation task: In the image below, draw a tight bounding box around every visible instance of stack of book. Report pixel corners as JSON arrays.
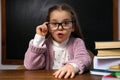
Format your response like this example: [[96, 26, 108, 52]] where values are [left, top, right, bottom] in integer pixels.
[[90, 41, 120, 77], [96, 41, 120, 57]]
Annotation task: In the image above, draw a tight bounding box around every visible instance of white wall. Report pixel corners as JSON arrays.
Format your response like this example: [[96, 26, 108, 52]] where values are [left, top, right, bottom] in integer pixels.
[[0, 0, 120, 69]]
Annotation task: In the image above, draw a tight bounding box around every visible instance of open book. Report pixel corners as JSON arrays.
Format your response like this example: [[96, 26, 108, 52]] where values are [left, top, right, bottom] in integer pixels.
[[93, 56, 120, 70]]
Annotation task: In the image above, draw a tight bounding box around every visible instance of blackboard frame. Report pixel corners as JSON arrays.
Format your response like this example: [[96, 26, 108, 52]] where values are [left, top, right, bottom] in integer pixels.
[[1, 0, 118, 65]]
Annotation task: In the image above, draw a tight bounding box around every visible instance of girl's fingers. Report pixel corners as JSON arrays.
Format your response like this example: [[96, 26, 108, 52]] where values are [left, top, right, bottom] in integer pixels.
[[41, 27, 47, 33], [36, 22, 48, 36], [64, 71, 71, 79], [53, 70, 69, 79], [43, 22, 49, 25], [53, 70, 61, 78], [41, 22, 48, 31], [70, 72, 75, 78], [58, 71, 66, 79], [53, 64, 75, 79]]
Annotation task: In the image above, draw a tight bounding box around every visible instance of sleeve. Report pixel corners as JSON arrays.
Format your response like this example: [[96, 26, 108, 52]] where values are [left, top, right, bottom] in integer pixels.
[[24, 38, 47, 70], [73, 39, 92, 74], [69, 63, 79, 73], [63, 38, 92, 74], [33, 34, 45, 47]]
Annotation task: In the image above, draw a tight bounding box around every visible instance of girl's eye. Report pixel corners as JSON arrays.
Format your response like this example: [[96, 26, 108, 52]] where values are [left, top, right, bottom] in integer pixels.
[[63, 21, 69, 24], [62, 21, 70, 26], [50, 23, 58, 27], [52, 23, 58, 26], [53, 23, 58, 25]]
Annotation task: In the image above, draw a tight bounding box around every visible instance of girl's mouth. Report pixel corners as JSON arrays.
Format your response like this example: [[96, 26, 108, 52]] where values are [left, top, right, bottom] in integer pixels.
[[57, 33, 64, 38]]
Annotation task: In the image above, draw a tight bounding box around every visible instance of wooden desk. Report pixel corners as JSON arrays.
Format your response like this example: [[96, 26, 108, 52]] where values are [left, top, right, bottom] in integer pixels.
[[0, 70, 102, 80]]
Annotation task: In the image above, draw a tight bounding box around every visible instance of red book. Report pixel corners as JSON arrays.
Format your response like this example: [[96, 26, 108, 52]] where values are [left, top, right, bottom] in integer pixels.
[[102, 75, 120, 80]]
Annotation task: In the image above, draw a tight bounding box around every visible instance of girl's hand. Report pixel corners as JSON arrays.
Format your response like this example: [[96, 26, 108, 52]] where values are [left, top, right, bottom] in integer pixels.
[[36, 22, 48, 36], [53, 64, 75, 79]]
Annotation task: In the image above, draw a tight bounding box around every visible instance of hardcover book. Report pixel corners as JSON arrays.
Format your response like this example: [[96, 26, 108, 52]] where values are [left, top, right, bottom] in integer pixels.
[[97, 49, 120, 57], [95, 41, 120, 49]]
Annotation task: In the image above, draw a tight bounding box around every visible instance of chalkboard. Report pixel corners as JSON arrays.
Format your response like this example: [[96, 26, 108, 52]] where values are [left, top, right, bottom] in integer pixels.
[[2, 0, 118, 64]]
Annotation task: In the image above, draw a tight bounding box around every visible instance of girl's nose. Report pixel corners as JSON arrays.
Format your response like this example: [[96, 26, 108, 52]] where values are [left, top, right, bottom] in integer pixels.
[[58, 25, 63, 30], [57, 24, 64, 30]]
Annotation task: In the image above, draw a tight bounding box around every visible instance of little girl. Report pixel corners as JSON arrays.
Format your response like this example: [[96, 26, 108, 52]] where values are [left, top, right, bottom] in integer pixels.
[[24, 3, 92, 79]]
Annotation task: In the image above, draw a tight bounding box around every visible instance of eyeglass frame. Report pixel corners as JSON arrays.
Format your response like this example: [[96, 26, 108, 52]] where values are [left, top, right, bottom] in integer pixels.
[[46, 20, 74, 31]]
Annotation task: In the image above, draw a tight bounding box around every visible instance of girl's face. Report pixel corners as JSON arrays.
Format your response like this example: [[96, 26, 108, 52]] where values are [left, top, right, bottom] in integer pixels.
[[49, 10, 74, 43]]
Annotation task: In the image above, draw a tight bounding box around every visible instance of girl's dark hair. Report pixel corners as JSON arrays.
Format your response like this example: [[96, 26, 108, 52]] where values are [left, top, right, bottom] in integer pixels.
[[46, 3, 84, 39]]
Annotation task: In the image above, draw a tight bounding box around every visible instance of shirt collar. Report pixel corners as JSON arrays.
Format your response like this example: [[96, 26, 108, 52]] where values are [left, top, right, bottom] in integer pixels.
[[52, 38, 69, 48]]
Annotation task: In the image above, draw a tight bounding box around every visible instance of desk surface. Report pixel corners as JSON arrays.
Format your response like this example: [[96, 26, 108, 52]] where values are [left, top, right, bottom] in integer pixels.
[[0, 70, 102, 80]]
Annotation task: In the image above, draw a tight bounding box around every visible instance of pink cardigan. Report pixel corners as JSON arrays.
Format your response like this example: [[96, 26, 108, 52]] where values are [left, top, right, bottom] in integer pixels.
[[24, 37, 92, 74]]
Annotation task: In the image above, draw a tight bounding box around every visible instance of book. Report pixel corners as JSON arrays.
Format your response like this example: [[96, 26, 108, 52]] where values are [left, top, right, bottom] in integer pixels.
[[90, 69, 111, 76], [93, 56, 120, 70], [109, 64, 120, 71], [97, 49, 120, 56], [90, 69, 120, 76], [111, 71, 120, 78], [95, 41, 120, 49], [102, 75, 120, 80]]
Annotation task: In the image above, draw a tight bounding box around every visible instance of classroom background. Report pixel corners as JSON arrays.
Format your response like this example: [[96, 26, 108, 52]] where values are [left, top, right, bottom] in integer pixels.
[[0, 0, 120, 69]]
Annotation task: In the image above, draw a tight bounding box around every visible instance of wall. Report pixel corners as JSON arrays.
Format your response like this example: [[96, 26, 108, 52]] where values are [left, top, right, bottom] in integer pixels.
[[0, 0, 120, 69], [0, 0, 19, 69]]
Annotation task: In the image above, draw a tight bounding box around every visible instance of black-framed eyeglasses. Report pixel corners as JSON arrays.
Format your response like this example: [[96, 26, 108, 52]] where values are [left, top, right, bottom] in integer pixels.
[[46, 21, 74, 31]]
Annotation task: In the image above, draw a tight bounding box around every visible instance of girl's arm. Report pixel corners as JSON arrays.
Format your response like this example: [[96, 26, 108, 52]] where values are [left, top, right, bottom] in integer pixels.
[[24, 22, 48, 70], [72, 38, 92, 74], [24, 39, 47, 70], [64, 38, 92, 74], [24, 31, 47, 70]]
